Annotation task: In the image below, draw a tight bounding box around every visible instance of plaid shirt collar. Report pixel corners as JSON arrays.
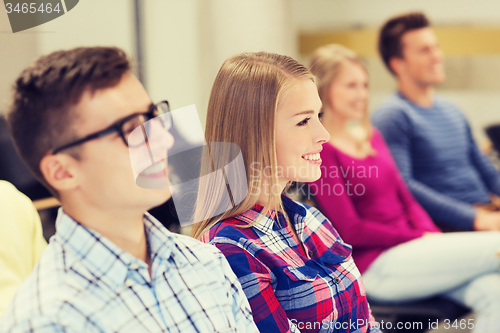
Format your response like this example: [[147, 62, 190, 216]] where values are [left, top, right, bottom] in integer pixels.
[[233, 195, 307, 237], [54, 209, 185, 290]]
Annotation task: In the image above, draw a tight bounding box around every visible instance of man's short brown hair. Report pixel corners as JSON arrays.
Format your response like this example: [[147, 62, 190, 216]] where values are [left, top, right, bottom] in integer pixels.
[[378, 12, 430, 75], [7, 47, 131, 196]]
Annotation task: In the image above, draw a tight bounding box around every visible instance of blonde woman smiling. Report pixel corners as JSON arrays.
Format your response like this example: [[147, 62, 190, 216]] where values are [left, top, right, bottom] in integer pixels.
[[192, 52, 380, 333]]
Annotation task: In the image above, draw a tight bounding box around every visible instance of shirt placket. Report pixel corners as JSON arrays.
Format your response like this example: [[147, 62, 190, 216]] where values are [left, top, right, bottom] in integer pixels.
[[123, 262, 168, 331], [330, 271, 354, 330]]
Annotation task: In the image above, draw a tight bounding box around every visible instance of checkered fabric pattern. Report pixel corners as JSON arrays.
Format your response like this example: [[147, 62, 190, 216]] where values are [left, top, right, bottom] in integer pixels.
[[0, 209, 258, 332], [200, 196, 382, 333]]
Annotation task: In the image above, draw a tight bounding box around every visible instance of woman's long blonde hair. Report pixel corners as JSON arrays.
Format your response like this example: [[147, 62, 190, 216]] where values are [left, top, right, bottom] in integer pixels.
[[309, 44, 375, 155], [191, 52, 314, 239]]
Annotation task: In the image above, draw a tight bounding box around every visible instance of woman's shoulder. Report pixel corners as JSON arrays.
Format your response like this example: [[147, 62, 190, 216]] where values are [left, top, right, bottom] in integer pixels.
[[284, 196, 342, 237], [369, 127, 384, 144], [300, 203, 341, 235], [198, 215, 276, 263], [199, 216, 254, 245], [289, 199, 353, 259]]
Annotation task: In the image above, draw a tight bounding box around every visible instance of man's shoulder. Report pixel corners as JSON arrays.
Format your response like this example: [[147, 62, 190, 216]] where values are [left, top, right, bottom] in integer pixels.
[[433, 95, 466, 116], [434, 94, 458, 107], [170, 232, 226, 263], [372, 93, 421, 136], [167, 233, 241, 291], [145, 213, 227, 264], [374, 93, 462, 115], [172, 232, 221, 252], [373, 93, 413, 120]]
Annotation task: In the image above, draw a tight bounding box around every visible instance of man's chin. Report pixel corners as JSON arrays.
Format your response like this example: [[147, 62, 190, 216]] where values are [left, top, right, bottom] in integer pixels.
[[427, 72, 446, 85], [294, 174, 321, 184], [144, 189, 171, 210], [433, 75, 446, 85]]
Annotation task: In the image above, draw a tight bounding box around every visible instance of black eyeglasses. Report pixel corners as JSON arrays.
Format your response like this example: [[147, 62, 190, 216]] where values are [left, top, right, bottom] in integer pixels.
[[52, 100, 172, 154]]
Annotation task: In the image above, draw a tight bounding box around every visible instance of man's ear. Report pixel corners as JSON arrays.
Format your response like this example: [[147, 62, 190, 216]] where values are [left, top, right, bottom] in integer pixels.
[[40, 154, 80, 192], [389, 57, 405, 77]]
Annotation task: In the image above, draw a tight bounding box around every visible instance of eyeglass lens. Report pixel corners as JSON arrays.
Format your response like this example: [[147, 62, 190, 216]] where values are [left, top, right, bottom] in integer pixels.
[[125, 102, 172, 148]]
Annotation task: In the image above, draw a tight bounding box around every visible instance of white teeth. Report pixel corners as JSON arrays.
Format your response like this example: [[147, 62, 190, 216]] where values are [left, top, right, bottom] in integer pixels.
[[303, 153, 320, 161]]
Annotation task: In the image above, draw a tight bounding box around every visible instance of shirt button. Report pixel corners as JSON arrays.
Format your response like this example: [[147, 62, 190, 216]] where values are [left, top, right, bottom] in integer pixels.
[[334, 277, 341, 284], [125, 278, 134, 287], [129, 263, 139, 270]]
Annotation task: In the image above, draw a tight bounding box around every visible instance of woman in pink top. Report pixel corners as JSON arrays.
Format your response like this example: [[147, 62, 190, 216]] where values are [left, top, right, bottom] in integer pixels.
[[309, 44, 500, 333]]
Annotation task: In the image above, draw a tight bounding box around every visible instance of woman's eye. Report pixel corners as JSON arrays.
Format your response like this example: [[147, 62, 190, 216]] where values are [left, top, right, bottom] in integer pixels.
[[297, 117, 311, 126], [318, 112, 324, 120]]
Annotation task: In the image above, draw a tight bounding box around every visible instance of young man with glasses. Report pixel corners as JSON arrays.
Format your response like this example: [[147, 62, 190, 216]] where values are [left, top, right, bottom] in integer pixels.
[[0, 47, 257, 332]]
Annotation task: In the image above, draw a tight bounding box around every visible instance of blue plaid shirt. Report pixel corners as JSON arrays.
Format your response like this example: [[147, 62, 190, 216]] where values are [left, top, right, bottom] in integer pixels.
[[0, 209, 258, 332]]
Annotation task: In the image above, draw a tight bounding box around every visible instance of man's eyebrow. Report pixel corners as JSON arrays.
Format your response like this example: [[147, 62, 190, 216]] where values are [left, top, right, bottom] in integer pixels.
[[293, 110, 315, 117], [109, 102, 155, 127], [132, 102, 154, 116]]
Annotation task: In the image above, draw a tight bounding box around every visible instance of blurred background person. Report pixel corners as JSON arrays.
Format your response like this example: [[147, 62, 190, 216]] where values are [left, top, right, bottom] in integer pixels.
[[309, 43, 500, 333], [372, 12, 500, 232], [0, 180, 46, 316]]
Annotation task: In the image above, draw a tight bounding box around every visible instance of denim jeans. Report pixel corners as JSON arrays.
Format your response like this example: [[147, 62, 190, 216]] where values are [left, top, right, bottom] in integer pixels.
[[362, 231, 500, 333]]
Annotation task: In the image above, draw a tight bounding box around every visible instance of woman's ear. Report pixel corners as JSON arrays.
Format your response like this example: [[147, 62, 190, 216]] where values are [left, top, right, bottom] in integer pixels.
[[39, 154, 79, 193]]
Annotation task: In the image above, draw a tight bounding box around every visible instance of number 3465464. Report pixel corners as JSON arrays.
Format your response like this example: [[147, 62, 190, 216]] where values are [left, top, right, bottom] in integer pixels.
[[5, 3, 62, 14]]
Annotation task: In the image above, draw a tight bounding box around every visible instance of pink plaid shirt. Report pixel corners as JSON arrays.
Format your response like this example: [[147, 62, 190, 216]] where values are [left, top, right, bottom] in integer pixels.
[[200, 195, 381, 333]]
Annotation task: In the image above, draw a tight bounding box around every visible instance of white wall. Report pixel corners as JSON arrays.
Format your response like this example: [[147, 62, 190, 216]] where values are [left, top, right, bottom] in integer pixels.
[[0, 0, 134, 114], [37, 0, 134, 56], [142, 0, 296, 128], [197, 0, 295, 126], [0, 9, 37, 114], [142, 0, 201, 116], [292, 0, 500, 30]]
